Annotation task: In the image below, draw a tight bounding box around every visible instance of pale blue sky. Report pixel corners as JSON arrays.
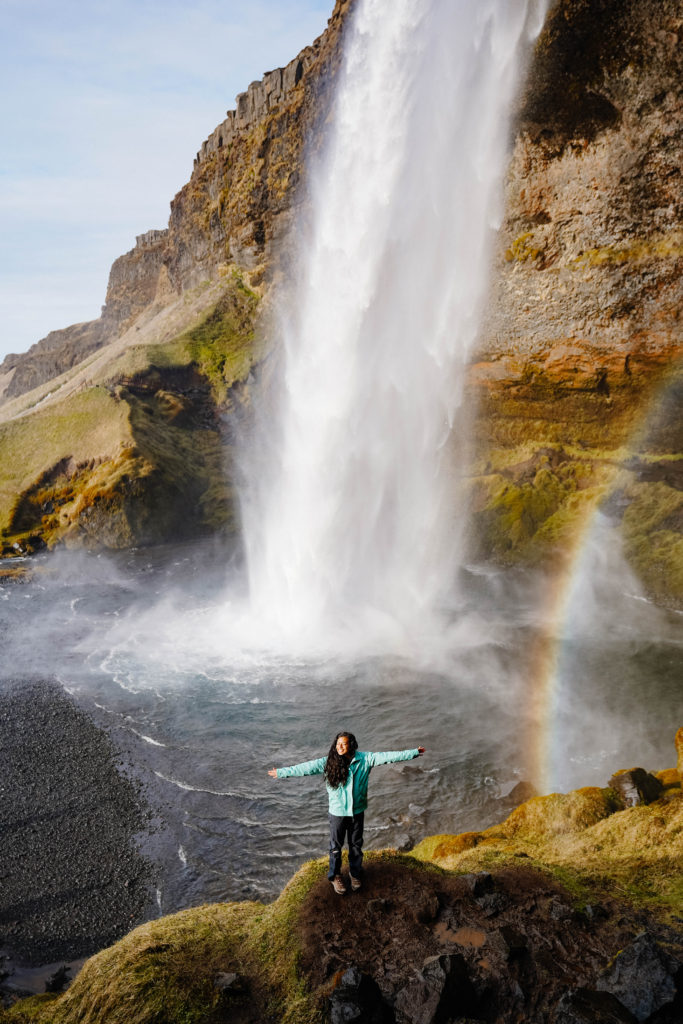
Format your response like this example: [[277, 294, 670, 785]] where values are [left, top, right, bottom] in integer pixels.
[[0, 0, 332, 361]]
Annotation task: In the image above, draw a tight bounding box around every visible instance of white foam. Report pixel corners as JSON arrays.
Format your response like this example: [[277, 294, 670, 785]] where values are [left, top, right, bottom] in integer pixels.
[[152, 770, 249, 799], [131, 729, 166, 747]]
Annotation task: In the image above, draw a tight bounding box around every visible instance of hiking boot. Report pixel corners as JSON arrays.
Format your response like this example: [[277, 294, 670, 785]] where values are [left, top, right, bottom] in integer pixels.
[[350, 875, 362, 892], [331, 875, 346, 895]]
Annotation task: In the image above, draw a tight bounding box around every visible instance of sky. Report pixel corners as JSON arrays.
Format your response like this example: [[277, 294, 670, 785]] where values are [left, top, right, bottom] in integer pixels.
[[0, 0, 332, 362]]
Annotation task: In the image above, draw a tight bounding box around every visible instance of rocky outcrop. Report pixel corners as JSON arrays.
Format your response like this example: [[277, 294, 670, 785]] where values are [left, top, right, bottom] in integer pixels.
[[0, 274, 258, 556], [2, 738, 681, 1023], [99, 229, 170, 329], [0, 0, 352, 407], [0, 230, 169, 402], [1, 319, 107, 401], [482, 0, 683, 380], [162, 0, 351, 293], [608, 768, 664, 807]]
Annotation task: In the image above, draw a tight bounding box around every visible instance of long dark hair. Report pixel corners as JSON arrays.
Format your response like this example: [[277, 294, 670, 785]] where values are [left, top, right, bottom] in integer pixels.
[[324, 732, 358, 789]]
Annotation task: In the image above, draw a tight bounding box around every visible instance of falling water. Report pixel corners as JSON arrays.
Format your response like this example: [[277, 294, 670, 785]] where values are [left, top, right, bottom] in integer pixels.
[[242, 0, 547, 652]]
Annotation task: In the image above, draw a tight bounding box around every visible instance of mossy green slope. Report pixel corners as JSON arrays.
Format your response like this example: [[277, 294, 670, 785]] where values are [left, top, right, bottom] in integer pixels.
[[1, 859, 329, 1024], [468, 364, 683, 605], [0, 273, 260, 556], [3, 761, 681, 1024], [413, 782, 683, 917]]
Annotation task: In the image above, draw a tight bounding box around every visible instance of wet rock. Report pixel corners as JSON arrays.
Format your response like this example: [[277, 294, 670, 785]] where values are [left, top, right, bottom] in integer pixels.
[[396, 833, 415, 853], [487, 925, 527, 961], [328, 966, 391, 1024], [582, 904, 610, 925], [553, 988, 637, 1024], [596, 933, 681, 1021], [394, 954, 476, 1024], [549, 897, 573, 921], [608, 769, 664, 807]]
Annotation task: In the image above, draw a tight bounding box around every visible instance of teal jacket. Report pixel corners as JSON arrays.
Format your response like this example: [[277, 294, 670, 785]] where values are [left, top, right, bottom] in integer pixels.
[[276, 748, 420, 815]]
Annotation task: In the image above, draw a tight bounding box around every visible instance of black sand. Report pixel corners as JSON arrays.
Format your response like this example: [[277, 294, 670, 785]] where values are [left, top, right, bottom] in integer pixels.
[[0, 678, 153, 965]]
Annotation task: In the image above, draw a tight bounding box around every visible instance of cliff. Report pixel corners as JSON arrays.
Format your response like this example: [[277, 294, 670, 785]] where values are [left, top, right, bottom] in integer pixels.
[[2, 740, 681, 1023], [0, 0, 681, 603], [469, 0, 683, 600], [0, 0, 350, 407], [0, 0, 350, 555]]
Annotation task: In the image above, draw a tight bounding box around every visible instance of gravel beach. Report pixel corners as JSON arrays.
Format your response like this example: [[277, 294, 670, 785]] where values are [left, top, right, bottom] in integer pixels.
[[0, 677, 154, 967]]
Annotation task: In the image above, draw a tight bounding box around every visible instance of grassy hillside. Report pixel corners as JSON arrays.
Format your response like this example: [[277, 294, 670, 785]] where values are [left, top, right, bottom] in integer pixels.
[[0, 273, 261, 556], [2, 753, 680, 1024]]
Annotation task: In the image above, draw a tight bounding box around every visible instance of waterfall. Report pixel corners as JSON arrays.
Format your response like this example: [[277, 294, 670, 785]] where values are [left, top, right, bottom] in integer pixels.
[[241, 0, 547, 653]]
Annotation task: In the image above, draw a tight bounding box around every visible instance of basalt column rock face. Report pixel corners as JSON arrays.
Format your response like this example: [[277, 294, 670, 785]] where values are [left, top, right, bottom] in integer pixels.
[[0, 0, 354, 409], [162, 0, 352, 293]]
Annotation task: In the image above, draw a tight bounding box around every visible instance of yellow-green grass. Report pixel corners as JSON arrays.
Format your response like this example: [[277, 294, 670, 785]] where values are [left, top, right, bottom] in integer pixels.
[[0, 859, 330, 1024], [413, 785, 683, 918], [104, 270, 262, 407], [0, 389, 130, 535], [0, 272, 262, 552], [2, 780, 681, 1024]]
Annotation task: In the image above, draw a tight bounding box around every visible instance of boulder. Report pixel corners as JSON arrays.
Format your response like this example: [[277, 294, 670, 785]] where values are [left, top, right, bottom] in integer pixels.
[[596, 933, 681, 1021], [553, 988, 637, 1024], [394, 954, 477, 1024], [608, 769, 663, 807], [328, 966, 391, 1024]]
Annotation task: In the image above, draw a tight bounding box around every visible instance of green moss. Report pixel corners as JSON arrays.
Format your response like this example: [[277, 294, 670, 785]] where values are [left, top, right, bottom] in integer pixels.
[[8, 862, 326, 1024], [471, 450, 617, 565], [572, 232, 683, 268], [5, 788, 681, 1024], [620, 479, 683, 602], [414, 784, 683, 919], [1, 995, 60, 1023], [121, 270, 261, 407], [504, 230, 542, 263], [0, 269, 262, 554], [0, 390, 130, 536]]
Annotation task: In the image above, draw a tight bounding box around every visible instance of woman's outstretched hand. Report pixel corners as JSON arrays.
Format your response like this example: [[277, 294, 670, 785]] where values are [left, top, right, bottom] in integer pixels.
[[268, 768, 278, 778], [417, 747, 426, 755]]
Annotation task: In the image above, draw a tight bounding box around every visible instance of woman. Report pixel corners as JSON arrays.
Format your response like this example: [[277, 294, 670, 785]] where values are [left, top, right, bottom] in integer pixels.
[[268, 731, 425, 894]]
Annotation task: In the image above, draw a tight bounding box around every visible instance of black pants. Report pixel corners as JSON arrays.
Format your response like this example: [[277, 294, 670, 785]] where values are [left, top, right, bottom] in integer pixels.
[[328, 812, 364, 879]]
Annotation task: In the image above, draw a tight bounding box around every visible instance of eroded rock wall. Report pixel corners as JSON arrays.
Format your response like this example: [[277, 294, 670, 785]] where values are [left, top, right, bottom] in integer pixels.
[[481, 0, 683, 385], [0, 0, 352, 406], [468, 0, 683, 596]]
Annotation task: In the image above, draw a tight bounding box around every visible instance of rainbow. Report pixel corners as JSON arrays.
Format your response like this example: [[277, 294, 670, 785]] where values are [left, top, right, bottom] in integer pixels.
[[524, 364, 682, 794]]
